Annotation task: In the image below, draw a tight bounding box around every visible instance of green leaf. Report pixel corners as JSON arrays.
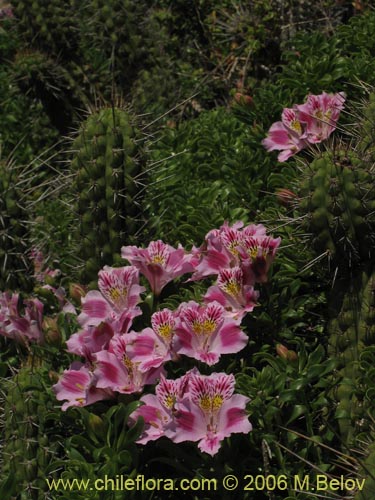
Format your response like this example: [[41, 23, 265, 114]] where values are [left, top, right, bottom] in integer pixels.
[[286, 405, 307, 425]]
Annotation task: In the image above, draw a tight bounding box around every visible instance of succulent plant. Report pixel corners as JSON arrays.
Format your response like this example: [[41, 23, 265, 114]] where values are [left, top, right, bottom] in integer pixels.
[[329, 271, 375, 444], [0, 157, 33, 291], [296, 149, 375, 273], [70, 106, 146, 285], [0, 357, 58, 499], [291, 91, 375, 277], [11, 0, 79, 59]]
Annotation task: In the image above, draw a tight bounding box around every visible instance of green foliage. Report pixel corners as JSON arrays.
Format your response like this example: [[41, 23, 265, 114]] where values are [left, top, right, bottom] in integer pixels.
[[233, 341, 338, 497], [84, 0, 143, 88], [48, 402, 144, 500], [146, 107, 278, 245], [71, 107, 146, 285], [278, 10, 375, 101], [0, 48, 60, 165]]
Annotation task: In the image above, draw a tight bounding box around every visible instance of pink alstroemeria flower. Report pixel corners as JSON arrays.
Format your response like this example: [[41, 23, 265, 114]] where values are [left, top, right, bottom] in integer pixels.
[[78, 265, 145, 330], [192, 222, 243, 281], [262, 92, 345, 161], [239, 234, 281, 284], [262, 108, 308, 162], [0, 292, 44, 344], [129, 373, 191, 444], [204, 267, 259, 320], [53, 363, 112, 411], [121, 240, 197, 296], [173, 372, 252, 456], [127, 309, 178, 371], [296, 91, 345, 143], [174, 301, 247, 365], [94, 334, 164, 394], [66, 321, 115, 361], [192, 221, 277, 283]]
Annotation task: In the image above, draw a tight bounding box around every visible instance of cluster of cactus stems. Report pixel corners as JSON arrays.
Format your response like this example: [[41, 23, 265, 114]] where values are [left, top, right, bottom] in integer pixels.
[[262, 89, 375, 490], [71, 106, 146, 286], [286, 92, 375, 486], [88, 0, 142, 73], [0, 356, 57, 500], [11, 0, 79, 60]]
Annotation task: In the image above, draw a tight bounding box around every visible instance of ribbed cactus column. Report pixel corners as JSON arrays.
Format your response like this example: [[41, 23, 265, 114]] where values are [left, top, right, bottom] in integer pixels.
[[71, 107, 145, 285], [0, 360, 57, 499], [0, 158, 32, 291], [11, 0, 79, 59], [87, 0, 142, 81], [297, 150, 375, 272], [290, 91, 375, 456], [328, 271, 375, 444]]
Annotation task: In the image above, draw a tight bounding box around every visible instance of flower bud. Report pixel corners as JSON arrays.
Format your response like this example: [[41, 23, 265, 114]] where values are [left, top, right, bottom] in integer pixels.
[[234, 93, 253, 106], [88, 413, 106, 437], [276, 343, 298, 361], [69, 283, 87, 302], [43, 317, 61, 346], [275, 188, 297, 207]]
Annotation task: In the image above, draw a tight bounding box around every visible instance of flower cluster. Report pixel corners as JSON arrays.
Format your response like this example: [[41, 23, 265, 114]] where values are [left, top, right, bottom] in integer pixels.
[[0, 264, 74, 346], [262, 91, 345, 162], [130, 370, 251, 456], [53, 222, 280, 455], [30, 247, 61, 284], [0, 292, 44, 344]]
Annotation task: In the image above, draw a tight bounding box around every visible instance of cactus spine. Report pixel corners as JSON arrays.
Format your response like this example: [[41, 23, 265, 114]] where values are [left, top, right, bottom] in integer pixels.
[[71, 107, 146, 285]]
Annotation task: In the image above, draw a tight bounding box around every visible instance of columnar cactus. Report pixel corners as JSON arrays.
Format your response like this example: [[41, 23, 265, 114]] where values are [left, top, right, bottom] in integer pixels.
[[296, 149, 375, 272], [0, 359, 58, 499], [71, 107, 146, 285], [87, 0, 143, 84], [329, 271, 375, 444], [0, 158, 32, 291], [11, 0, 79, 59]]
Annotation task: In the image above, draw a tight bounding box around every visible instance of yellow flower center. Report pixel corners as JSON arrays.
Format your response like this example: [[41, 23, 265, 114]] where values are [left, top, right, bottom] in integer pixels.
[[192, 319, 217, 335], [123, 355, 133, 374], [199, 394, 224, 413], [212, 394, 224, 410], [163, 394, 175, 410], [158, 323, 173, 341], [290, 120, 302, 134], [199, 395, 211, 412], [109, 287, 127, 302], [151, 254, 166, 265], [202, 319, 216, 334], [247, 247, 258, 260], [222, 279, 241, 297]]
